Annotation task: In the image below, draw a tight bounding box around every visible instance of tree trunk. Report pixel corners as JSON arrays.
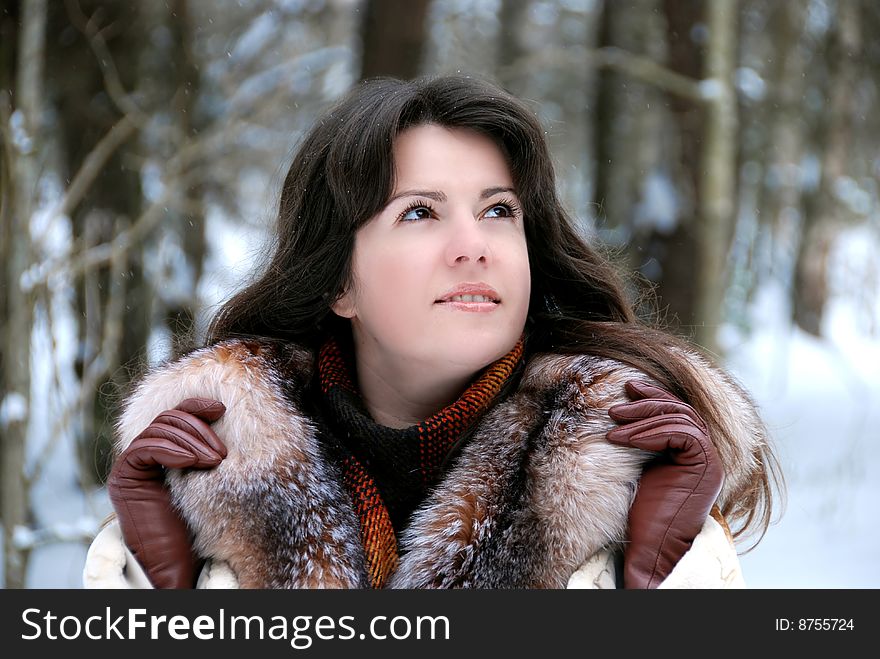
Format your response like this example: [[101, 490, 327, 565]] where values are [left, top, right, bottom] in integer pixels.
[[0, 0, 19, 384], [793, 1, 861, 336], [164, 0, 206, 357], [593, 0, 666, 251], [758, 2, 808, 284], [3, 0, 47, 589], [592, 0, 616, 238], [49, 1, 148, 484], [626, 0, 702, 337], [696, 0, 738, 355], [496, 0, 529, 92], [655, 0, 704, 337], [358, 0, 430, 80]]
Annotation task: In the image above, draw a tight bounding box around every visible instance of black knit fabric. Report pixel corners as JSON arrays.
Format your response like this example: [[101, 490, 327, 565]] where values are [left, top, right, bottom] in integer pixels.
[[314, 329, 525, 535]]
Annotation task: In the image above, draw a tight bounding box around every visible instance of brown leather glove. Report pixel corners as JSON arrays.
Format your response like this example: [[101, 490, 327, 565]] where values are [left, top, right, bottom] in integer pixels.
[[607, 381, 723, 589], [107, 398, 227, 589]]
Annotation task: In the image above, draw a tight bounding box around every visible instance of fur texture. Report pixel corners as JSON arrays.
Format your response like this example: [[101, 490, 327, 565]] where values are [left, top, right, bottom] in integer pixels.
[[114, 340, 764, 589]]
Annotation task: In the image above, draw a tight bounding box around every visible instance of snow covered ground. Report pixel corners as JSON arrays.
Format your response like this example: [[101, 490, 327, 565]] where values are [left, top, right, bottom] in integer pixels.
[[729, 226, 880, 588], [727, 277, 880, 587]]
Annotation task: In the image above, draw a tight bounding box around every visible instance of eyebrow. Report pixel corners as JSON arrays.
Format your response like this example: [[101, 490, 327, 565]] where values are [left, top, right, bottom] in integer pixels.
[[386, 186, 517, 205]]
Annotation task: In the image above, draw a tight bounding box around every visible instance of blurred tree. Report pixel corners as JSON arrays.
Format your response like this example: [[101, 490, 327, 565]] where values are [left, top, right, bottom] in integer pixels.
[[2, 0, 46, 591], [359, 0, 430, 80], [591, 0, 702, 336], [496, 0, 529, 91], [159, 0, 208, 358], [592, 0, 738, 354], [696, 0, 738, 355], [593, 0, 678, 318], [0, 0, 18, 385], [794, 0, 861, 336], [592, 0, 618, 242], [654, 0, 703, 338], [759, 1, 808, 280], [47, 0, 148, 485]]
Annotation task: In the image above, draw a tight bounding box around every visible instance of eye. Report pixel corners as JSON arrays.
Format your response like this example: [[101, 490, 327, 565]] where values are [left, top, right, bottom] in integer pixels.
[[483, 198, 521, 219], [398, 201, 436, 222]]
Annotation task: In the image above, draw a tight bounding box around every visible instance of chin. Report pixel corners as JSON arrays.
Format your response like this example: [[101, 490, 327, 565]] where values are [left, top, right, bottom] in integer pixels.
[[433, 332, 517, 371]]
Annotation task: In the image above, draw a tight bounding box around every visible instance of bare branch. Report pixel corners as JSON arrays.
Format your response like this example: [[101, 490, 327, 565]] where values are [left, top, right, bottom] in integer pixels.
[[59, 114, 138, 219], [20, 187, 172, 294], [496, 45, 704, 102], [26, 220, 129, 487], [64, 191, 171, 279], [65, 0, 148, 126], [12, 520, 101, 551], [19, 34, 337, 294], [19, 121, 231, 294], [592, 46, 705, 102]]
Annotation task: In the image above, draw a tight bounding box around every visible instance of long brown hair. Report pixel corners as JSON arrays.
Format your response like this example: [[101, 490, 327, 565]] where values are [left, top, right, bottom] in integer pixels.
[[207, 74, 782, 545]]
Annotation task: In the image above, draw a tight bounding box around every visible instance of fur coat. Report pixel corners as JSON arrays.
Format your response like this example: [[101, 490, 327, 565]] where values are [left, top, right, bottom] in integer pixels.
[[83, 339, 763, 589]]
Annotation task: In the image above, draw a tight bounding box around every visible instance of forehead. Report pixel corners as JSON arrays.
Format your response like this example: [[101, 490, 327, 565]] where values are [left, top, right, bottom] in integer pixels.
[[392, 124, 513, 187]]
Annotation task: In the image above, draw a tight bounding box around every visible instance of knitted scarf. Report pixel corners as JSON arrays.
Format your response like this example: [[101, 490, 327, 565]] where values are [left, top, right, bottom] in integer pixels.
[[315, 333, 525, 588]]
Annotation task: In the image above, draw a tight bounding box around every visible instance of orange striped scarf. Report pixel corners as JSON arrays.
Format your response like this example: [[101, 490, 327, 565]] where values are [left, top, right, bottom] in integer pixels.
[[316, 334, 524, 588]]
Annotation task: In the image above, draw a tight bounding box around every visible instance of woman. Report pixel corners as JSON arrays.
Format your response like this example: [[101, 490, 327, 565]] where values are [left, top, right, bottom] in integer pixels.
[[83, 74, 779, 589]]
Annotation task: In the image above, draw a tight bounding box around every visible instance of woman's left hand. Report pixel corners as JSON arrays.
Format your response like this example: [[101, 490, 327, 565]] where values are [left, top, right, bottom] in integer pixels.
[[607, 381, 724, 589]]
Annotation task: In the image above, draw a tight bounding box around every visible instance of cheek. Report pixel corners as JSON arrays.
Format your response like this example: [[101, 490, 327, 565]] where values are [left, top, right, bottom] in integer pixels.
[[376, 244, 429, 291], [506, 235, 532, 305], [356, 242, 434, 319]]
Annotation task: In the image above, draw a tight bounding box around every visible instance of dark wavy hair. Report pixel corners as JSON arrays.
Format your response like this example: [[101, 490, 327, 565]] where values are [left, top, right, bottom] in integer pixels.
[[207, 74, 782, 545]]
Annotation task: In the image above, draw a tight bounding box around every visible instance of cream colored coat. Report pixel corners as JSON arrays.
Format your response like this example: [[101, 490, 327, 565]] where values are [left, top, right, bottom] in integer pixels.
[[83, 513, 745, 588]]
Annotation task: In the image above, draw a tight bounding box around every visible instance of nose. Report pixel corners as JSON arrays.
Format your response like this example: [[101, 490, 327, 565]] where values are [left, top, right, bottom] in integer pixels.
[[444, 213, 492, 266]]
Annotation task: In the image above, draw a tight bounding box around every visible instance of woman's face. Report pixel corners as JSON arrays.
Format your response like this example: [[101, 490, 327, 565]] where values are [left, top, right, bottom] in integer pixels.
[[333, 123, 531, 375]]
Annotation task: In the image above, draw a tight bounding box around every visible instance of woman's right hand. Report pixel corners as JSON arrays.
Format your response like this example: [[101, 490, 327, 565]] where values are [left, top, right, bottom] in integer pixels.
[[106, 398, 227, 589]]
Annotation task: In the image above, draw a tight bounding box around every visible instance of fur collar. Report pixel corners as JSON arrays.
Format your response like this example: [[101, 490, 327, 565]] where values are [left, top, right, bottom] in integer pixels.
[[115, 339, 763, 588]]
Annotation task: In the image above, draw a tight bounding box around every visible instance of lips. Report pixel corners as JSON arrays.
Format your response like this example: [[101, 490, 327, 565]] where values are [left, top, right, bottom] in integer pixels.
[[435, 282, 501, 304]]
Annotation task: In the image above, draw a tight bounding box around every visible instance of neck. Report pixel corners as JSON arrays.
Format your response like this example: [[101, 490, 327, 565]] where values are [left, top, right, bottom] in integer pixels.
[[329, 323, 525, 431], [354, 355, 474, 429]]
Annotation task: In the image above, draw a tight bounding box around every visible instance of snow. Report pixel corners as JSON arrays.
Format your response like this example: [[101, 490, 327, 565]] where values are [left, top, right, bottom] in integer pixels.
[[730, 318, 880, 587], [9, 109, 34, 154], [724, 226, 880, 587], [833, 176, 874, 217], [144, 229, 197, 307], [736, 67, 766, 102], [698, 78, 724, 101], [230, 12, 278, 63], [806, 0, 832, 37], [530, 1, 559, 26], [634, 170, 679, 234], [0, 392, 28, 426]]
